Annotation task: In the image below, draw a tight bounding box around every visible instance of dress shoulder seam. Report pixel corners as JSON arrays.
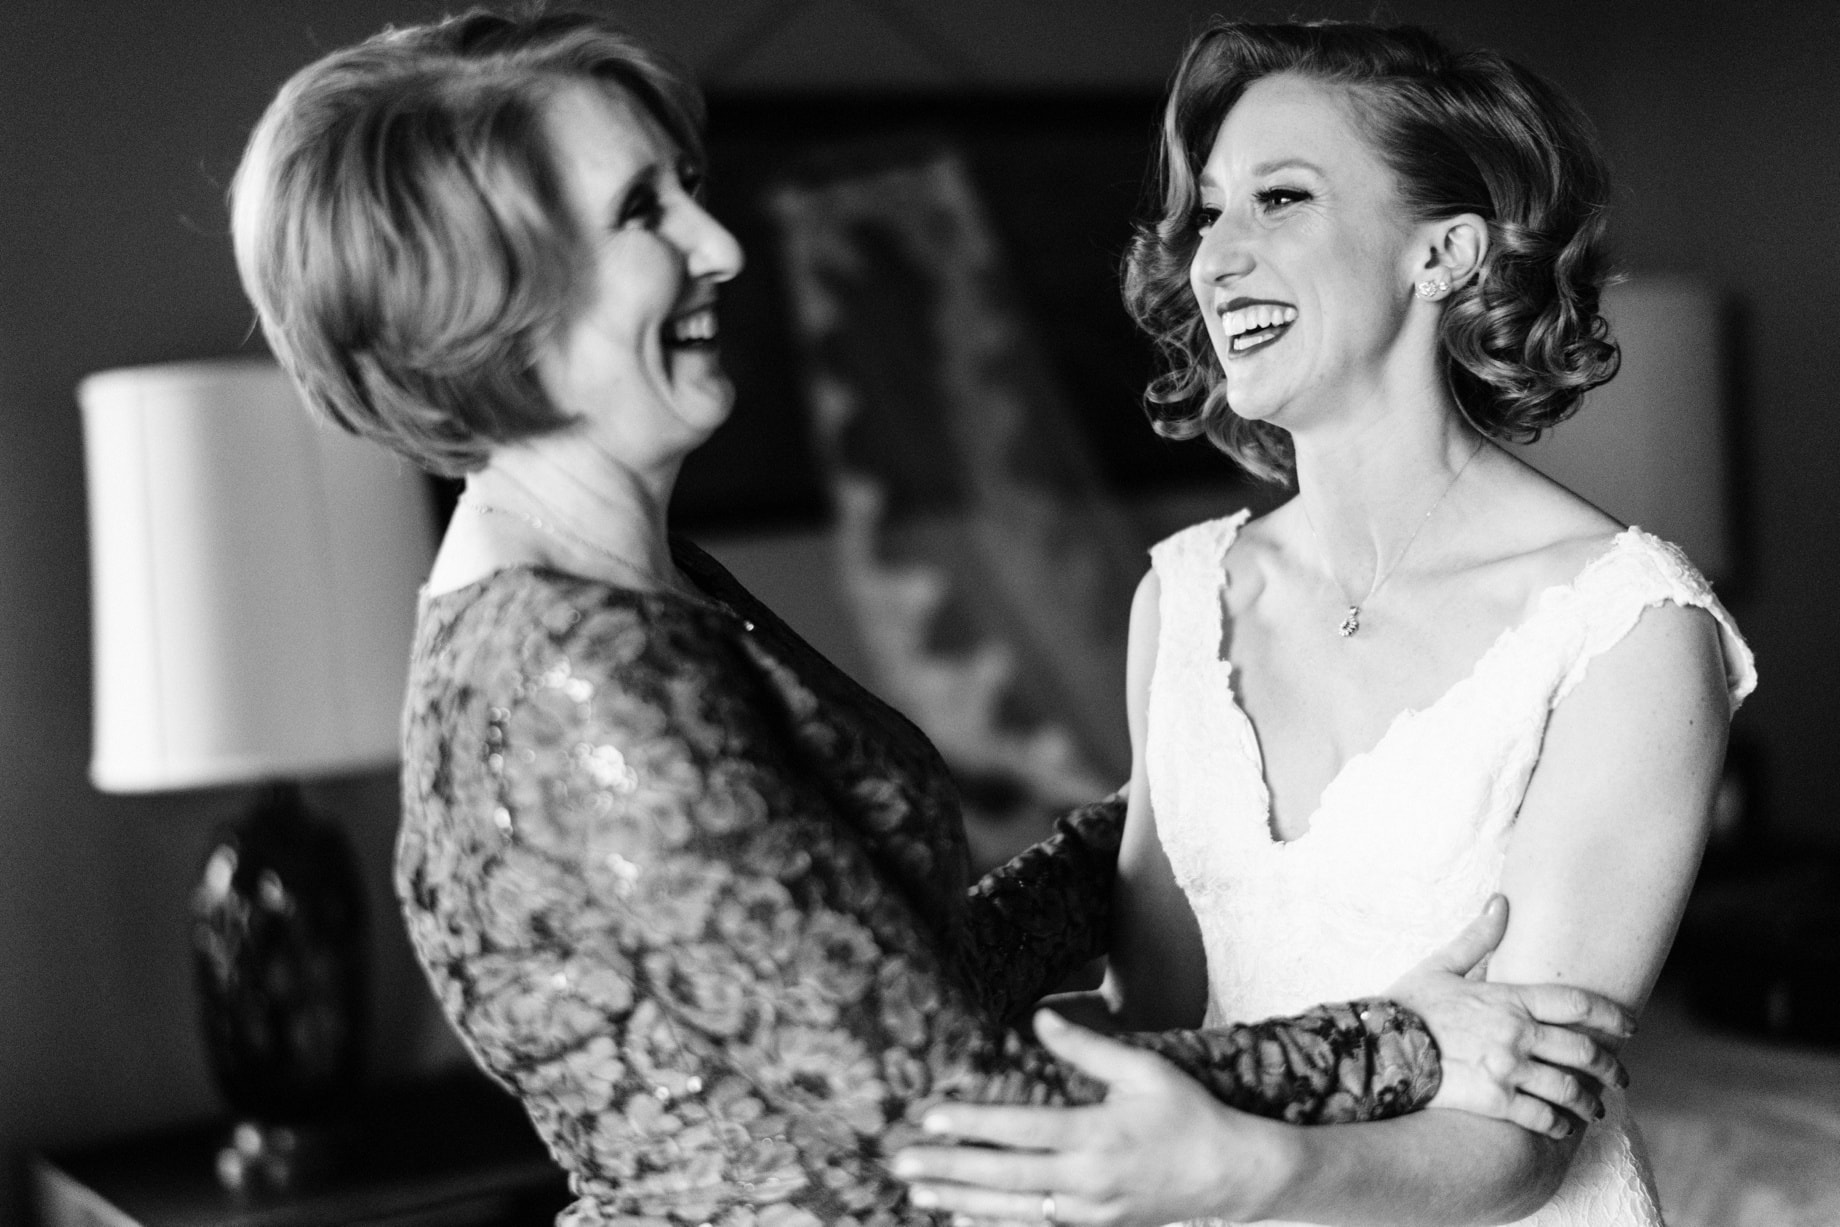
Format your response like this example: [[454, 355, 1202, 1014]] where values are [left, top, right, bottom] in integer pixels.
[[1147, 507, 1253, 580], [1550, 527, 1755, 711]]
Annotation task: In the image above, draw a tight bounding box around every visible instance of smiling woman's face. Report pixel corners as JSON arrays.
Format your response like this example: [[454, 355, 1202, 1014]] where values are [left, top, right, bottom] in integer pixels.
[[533, 80, 744, 465], [1188, 73, 1421, 428]]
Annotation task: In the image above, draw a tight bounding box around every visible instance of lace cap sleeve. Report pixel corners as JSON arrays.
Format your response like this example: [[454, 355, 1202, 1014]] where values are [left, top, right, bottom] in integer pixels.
[[1552, 528, 1757, 712], [1147, 508, 1253, 588]]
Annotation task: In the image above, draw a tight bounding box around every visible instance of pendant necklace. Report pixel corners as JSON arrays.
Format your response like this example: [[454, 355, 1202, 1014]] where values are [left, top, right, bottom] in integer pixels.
[[1299, 439, 1483, 638]]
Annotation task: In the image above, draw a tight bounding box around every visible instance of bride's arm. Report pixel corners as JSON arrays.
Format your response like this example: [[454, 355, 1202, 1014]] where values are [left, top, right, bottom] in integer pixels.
[[1086, 569, 1211, 1031], [1486, 600, 1729, 1015], [1252, 599, 1732, 1225]]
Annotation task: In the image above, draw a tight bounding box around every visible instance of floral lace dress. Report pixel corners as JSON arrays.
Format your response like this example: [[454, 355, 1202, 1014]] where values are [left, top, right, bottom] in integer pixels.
[[397, 541, 1442, 1227]]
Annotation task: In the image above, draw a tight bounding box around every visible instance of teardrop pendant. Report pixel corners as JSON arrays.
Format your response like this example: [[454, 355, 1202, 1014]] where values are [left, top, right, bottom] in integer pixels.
[[1338, 606, 1361, 637]]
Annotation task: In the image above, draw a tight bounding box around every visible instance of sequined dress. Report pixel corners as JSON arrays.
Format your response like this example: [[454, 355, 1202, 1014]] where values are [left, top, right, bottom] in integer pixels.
[[397, 541, 1442, 1227], [1148, 515, 1758, 1227]]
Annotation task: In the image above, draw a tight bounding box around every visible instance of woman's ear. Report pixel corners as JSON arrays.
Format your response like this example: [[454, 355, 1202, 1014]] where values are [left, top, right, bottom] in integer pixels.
[[1410, 213, 1489, 301]]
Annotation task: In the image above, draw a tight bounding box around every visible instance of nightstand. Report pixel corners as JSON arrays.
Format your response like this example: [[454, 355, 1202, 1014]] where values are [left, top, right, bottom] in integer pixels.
[[31, 1071, 568, 1227]]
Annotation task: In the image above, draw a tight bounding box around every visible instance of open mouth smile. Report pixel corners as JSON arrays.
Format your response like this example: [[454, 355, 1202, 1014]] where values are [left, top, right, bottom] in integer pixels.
[[1221, 299, 1298, 356], [664, 304, 718, 349]]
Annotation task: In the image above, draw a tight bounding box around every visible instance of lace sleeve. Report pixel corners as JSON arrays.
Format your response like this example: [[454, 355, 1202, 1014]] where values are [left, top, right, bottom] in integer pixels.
[[958, 797, 1438, 1122], [1114, 999, 1439, 1124], [960, 792, 1125, 1022], [401, 603, 1439, 1224]]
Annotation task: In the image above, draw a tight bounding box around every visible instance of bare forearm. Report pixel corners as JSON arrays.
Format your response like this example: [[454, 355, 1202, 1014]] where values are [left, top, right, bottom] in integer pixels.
[[1251, 1109, 1577, 1226]]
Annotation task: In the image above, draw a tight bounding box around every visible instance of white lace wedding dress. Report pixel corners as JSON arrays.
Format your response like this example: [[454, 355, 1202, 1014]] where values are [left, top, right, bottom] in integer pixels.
[[1147, 512, 1757, 1227]]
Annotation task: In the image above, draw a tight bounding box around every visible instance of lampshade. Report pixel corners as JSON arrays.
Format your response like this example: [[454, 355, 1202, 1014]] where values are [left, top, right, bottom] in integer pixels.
[[1518, 275, 1734, 582], [82, 358, 436, 793]]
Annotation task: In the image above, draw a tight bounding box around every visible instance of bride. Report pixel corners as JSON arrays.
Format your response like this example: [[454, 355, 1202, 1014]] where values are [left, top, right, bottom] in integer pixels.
[[894, 20, 1755, 1227]]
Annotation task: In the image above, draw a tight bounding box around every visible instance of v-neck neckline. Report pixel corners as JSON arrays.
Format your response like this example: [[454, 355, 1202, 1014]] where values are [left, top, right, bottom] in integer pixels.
[[1216, 525, 1639, 847]]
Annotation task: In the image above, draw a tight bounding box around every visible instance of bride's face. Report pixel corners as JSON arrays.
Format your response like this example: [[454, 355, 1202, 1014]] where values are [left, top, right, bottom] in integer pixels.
[[1187, 73, 1422, 428]]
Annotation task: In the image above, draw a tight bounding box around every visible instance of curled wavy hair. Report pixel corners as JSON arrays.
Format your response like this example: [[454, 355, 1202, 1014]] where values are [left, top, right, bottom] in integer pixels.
[[230, 8, 704, 475], [1123, 21, 1620, 482]]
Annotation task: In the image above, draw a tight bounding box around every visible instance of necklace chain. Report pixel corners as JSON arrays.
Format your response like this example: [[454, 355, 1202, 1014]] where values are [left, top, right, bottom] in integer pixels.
[[1299, 439, 1484, 638], [462, 497, 666, 590], [460, 495, 757, 629]]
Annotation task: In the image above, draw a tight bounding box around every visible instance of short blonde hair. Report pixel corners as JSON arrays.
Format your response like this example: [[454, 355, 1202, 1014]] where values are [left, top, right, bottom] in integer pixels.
[[231, 8, 705, 475]]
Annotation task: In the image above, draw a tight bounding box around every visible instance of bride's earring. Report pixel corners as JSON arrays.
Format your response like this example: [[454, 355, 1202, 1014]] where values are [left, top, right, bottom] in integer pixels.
[[1415, 276, 1452, 301]]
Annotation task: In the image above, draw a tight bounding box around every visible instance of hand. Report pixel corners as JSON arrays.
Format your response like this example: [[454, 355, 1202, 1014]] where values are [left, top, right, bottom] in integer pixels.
[[893, 1010, 1283, 1227], [1387, 894, 1635, 1139]]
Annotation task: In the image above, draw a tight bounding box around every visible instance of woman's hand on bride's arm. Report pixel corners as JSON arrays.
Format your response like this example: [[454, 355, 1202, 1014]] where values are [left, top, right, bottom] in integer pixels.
[[1386, 893, 1634, 1138], [893, 1007, 1574, 1227], [894, 1009, 1291, 1227], [895, 1010, 1580, 1227]]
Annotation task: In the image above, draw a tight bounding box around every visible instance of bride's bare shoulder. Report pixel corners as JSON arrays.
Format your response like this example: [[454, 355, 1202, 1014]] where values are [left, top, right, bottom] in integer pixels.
[[1234, 494, 1303, 560], [1484, 451, 1629, 590]]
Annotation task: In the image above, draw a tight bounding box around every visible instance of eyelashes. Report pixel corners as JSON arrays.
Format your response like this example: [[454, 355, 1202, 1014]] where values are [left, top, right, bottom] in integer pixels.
[[614, 162, 708, 232], [616, 181, 664, 229], [1255, 187, 1312, 210], [1190, 186, 1313, 232]]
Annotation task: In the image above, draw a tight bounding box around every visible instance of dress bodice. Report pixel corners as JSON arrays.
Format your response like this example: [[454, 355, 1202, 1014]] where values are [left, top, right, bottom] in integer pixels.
[[1147, 512, 1757, 1227]]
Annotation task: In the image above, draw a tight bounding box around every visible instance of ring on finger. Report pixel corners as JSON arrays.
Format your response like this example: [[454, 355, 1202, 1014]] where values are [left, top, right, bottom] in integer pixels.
[[1041, 1192, 1058, 1224]]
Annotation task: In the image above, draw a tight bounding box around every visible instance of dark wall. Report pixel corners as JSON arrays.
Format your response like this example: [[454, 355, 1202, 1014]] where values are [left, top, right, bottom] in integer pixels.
[[2, 0, 1835, 1219], [1561, 4, 1840, 860]]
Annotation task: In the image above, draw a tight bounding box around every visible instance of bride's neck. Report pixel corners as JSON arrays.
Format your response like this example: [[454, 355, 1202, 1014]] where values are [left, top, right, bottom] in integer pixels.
[[1289, 400, 1483, 566]]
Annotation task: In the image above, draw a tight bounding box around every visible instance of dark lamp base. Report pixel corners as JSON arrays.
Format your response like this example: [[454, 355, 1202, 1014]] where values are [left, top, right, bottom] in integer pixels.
[[191, 781, 369, 1137], [212, 1120, 339, 1192]]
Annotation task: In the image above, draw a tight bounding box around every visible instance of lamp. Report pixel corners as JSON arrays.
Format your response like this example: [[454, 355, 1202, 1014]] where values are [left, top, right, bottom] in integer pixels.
[[81, 357, 435, 1182], [1518, 274, 1735, 583]]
